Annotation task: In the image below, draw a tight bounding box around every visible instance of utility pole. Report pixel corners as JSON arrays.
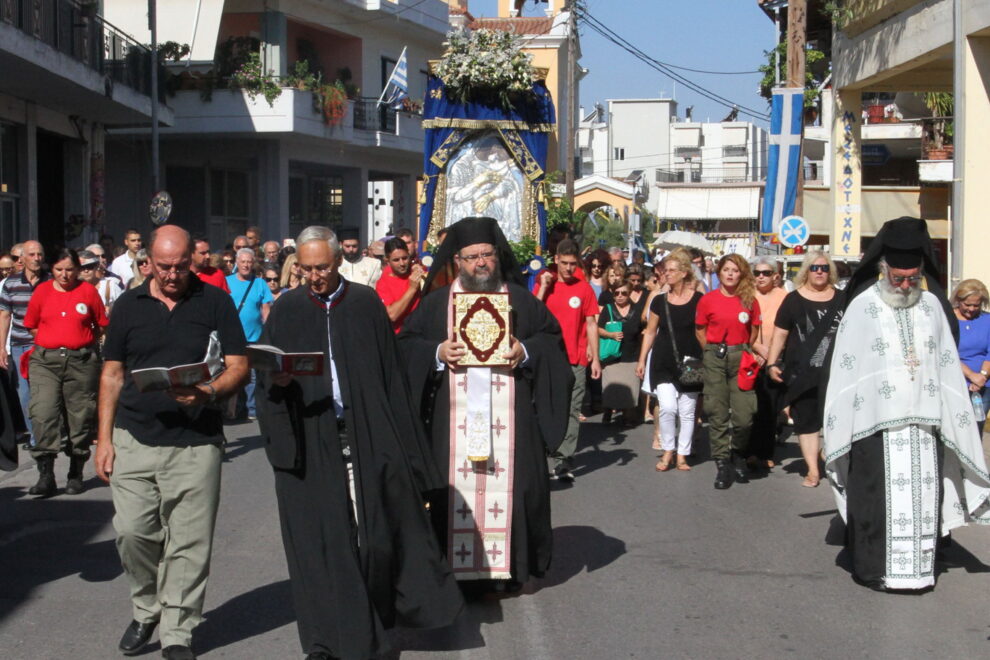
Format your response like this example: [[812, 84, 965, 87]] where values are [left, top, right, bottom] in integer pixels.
[[564, 1, 577, 204], [149, 0, 160, 195], [786, 0, 806, 216]]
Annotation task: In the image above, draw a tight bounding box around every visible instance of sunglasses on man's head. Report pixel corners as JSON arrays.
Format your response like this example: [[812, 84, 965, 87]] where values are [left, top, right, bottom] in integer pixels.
[[809, 264, 830, 273], [80, 264, 97, 271], [754, 269, 774, 277]]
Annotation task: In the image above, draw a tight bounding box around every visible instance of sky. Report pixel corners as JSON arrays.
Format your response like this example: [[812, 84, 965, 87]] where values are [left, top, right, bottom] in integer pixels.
[[467, 0, 775, 126]]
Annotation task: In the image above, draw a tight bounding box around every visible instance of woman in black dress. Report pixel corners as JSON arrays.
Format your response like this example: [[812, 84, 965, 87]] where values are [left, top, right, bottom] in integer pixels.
[[637, 248, 704, 471], [767, 250, 843, 487]]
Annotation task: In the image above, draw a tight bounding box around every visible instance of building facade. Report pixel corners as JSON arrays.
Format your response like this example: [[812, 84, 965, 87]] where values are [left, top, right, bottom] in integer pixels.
[[0, 0, 166, 251]]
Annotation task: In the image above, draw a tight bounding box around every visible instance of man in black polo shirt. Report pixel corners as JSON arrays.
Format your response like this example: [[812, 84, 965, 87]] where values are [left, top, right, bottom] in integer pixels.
[[95, 225, 248, 660]]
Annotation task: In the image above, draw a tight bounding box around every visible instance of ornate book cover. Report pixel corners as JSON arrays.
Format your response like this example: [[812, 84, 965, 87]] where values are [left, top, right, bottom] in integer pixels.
[[454, 292, 511, 367]]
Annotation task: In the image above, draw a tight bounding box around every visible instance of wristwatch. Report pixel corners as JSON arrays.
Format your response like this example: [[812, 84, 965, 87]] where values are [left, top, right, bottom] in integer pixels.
[[981, 369, 988, 378], [203, 383, 217, 404]]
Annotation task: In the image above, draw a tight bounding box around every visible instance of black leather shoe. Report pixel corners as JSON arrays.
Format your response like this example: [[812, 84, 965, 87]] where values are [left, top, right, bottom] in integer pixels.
[[306, 652, 338, 660], [713, 459, 733, 490], [118, 619, 157, 655], [162, 645, 196, 660]]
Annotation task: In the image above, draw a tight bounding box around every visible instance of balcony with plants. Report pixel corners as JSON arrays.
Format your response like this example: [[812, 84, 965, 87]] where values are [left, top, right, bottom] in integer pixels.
[[158, 24, 423, 152]]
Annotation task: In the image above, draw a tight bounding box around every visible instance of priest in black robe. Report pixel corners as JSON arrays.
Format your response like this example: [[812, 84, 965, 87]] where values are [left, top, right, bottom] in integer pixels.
[[255, 226, 462, 659], [399, 217, 572, 590]]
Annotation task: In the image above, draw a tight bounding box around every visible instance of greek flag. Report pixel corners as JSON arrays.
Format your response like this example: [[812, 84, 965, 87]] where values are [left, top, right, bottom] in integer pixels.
[[760, 87, 804, 234], [377, 47, 409, 109]]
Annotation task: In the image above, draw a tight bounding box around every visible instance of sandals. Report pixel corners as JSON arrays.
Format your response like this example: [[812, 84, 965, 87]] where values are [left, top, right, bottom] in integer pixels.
[[802, 475, 821, 488], [655, 451, 674, 472], [676, 460, 691, 471]]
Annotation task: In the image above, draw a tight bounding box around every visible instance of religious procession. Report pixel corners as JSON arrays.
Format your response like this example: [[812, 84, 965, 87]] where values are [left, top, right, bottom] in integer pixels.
[[2, 1, 990, 659]]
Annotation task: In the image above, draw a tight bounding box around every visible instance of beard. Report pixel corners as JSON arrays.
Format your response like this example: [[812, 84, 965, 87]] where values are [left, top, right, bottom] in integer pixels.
[[459, 264, 503, 293], [878, 276, 922, 309], [343, 251, 361, 264]]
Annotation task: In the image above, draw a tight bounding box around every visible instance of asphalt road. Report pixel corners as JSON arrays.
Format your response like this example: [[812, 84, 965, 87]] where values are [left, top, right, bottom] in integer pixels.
[[1, 418, 988, 659]]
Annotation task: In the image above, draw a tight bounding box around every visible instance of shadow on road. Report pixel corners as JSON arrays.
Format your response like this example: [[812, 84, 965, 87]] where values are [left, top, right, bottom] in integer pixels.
[[195, 580, 295, 654], [222, 433, 264, 462], [0, 485, 119, 623], [535, 525, 626, 591]]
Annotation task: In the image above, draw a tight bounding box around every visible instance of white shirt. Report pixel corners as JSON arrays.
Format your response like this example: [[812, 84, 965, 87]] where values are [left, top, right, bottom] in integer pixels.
[[110, 252, 136, 286], [338, 256, 382, 288], [316, 280, 346, 418]]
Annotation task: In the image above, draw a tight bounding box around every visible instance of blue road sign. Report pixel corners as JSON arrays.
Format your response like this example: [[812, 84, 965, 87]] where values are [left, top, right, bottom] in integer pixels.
[[778, 215, 810, 248]]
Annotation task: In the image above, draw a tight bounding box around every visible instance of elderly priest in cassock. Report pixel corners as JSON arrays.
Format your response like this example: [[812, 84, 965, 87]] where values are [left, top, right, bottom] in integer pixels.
[[399, 217, 572, 592], [255, 226, 462, 660], [824, 217, 990, 592]]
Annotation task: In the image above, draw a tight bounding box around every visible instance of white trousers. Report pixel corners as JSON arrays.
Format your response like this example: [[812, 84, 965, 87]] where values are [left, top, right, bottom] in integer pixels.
[[655, 383, 698, 455]]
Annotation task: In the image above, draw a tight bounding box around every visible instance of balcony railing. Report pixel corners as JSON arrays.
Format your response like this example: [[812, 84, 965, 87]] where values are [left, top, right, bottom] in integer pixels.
[[722, 145, 748, 158], [657, 167, 765, 184], [1, 0, 152, 96], [353, 97, 396, 132]]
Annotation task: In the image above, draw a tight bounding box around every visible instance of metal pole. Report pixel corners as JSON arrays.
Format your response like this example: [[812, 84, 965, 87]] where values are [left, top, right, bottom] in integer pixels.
[[786, 0, 806, 217], [149, 0, 160, 194], [774, 7, 781, 86]]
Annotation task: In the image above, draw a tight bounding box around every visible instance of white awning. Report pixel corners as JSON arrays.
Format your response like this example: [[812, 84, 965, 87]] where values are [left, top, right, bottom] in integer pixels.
[[654, 186, 761, 220]]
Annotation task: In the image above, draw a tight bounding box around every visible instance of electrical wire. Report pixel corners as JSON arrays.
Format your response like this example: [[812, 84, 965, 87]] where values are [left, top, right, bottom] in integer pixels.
[[576, 8, 770, 121]]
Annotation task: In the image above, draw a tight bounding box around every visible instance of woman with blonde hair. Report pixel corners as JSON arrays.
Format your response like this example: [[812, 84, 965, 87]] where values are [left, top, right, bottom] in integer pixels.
[[695, 253, 761, 489], [748, 256, 788, 469], [766, 249, 842, 487], [128, 249, 152, 289], [638, 248, 704, 471], [953, 278, 990, 433], [280, 253, 303, 290]]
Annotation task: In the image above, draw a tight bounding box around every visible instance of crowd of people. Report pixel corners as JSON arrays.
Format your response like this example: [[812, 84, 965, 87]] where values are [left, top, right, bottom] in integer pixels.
[[0, 215, 988, 659]]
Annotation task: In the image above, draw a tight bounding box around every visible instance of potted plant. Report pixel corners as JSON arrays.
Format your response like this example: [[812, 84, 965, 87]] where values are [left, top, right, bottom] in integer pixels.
[[922, 92, 953, 160]]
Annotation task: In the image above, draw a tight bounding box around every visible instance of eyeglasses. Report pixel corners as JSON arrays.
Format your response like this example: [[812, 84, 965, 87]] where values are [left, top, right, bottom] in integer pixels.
[[155, 263, 190, 277], [890, 274, 922, 285], [298, 264, 334, 275], [458, 251, 496, 264], [223, 258, 235, 264], [753, 269, 775, 277], [809, 264, 831, 273], [590, 262, 604, 269], [614, 290, 631, 297]]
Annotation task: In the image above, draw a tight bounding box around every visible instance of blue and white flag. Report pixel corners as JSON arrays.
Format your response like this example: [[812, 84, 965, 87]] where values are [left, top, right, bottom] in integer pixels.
[[377, 46, 409, 109], [760, 87, 804, 234]]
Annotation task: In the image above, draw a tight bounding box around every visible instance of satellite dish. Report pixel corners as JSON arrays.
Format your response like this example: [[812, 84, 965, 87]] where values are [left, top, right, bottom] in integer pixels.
[[149, 190, 173, 226]]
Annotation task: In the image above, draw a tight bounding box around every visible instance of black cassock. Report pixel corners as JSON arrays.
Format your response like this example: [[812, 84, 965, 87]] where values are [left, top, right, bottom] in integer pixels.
[[256, 283, 462, 659], [398, 282, 572, 582]]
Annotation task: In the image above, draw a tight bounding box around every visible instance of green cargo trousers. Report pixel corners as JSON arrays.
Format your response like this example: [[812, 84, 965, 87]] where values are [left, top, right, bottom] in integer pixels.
[[109, 427, 222, 648], [28, 346, 100, 459], [702, 346, 757, 461]]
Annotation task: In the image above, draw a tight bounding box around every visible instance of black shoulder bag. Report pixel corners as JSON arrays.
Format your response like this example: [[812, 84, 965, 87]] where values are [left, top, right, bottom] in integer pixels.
[[664, 294, 705, 389]]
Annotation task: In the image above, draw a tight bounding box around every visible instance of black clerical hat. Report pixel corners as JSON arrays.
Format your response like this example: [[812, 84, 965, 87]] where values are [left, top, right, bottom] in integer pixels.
[[338, 226, 360, 241], [422, 217, 524, 294]]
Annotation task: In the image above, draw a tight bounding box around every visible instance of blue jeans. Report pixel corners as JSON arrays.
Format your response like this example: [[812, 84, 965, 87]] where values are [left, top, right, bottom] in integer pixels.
[[9, 344, 33, 442], [235, 368, 257, 419]]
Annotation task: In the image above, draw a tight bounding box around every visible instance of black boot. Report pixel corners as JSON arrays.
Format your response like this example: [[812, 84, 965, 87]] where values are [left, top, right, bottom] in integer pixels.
[[731, 451, 750, 484], [28, 454, 57, 497], [713, 459, 733, 490], [65, 455, 87, 495]]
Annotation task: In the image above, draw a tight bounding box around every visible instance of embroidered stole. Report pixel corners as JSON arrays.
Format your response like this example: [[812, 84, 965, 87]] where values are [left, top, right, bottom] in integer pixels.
[[446, 282, 515, 580]]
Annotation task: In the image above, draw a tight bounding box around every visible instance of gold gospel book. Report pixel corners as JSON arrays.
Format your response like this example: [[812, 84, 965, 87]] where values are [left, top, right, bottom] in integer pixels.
[[453, 292, 511, 367]]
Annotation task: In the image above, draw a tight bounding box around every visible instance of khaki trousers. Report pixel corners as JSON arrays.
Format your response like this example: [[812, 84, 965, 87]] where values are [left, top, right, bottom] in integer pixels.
[[552, 364, 586, 469], [702, 347, 757, 460], [109, 427, 222, 648], [28, 346, 100, 458]]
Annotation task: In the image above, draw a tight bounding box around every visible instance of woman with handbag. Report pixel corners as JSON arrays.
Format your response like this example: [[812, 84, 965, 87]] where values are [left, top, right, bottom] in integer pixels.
[[766, 250, 842, 488], [597, 278, 644, 426], [695, 254, 761, 490], [748, 256, 788, 470], [637, 249, 703, 471]]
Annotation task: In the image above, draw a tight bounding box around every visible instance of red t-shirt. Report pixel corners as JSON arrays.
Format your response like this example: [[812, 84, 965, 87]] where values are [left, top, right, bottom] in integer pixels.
[[196, 266, 230, 293], [535, 276, 598, 365], [695, 290, 761, 346], [375, 271, 420, 333], [23, 280, 109, 349]]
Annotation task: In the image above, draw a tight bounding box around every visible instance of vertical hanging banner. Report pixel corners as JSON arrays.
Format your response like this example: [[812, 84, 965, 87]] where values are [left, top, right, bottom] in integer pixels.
[[760, 87, 805, 235], [831, 91, 862, 256]]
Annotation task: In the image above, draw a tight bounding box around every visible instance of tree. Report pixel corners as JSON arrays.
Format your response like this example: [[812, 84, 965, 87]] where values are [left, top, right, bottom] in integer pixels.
[[758, 42, 827, 108]]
